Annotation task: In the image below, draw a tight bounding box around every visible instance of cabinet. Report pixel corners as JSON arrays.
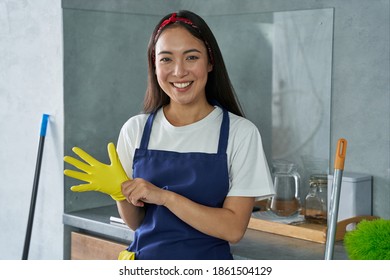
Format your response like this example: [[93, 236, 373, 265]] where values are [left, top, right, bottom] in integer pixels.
[[71, 232, 128, 260]]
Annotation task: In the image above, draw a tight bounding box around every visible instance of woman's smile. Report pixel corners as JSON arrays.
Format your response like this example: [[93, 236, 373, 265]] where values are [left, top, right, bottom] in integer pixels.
[[172, 81, 193, 89]]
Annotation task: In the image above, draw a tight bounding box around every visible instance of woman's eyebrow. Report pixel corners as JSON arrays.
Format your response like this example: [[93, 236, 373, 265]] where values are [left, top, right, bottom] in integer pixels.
[[183, 49, 201, 54], [157, 50, 172, 55], [157, 49, 202, 55]]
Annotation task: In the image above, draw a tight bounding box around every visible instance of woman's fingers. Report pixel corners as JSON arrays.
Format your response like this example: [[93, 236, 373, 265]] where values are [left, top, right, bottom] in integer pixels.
[[121, 178, 164, 207]]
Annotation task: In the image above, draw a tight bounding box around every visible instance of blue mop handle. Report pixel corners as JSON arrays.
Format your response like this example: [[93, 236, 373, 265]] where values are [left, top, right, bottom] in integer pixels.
[[40, 114, 50, 137]]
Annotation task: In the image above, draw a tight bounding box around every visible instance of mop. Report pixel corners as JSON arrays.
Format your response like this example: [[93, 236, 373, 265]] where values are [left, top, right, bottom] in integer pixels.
[[22, 114, 49, 260]]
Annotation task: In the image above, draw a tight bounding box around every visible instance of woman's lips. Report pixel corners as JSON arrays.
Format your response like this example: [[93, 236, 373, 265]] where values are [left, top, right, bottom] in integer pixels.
[[172, 81, 193, 89]]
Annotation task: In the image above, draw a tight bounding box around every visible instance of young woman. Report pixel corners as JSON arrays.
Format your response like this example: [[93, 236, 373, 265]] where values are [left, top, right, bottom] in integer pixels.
[[115, 10, 275, 260]]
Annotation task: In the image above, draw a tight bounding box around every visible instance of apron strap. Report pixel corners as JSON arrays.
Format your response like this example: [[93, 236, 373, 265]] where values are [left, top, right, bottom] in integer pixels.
[[140, 107, 230, 154], [139, 111, 156, 150], [217, 108, 229, 154]]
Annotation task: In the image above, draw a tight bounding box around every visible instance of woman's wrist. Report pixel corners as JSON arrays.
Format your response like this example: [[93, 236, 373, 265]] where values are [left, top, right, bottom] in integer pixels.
[[162, 189, 176, 208]]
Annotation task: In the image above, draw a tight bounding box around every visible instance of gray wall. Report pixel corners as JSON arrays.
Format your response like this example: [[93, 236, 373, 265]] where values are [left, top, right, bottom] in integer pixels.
[[1, 0, 388, 260]]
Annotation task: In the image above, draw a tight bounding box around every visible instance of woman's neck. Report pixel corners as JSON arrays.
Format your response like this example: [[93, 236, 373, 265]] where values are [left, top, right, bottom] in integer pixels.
[[163, 101, 214, 127]]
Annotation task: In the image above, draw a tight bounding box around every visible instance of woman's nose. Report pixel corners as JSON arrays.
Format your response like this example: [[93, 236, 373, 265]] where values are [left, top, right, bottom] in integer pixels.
[[173, 61, 188, 77]]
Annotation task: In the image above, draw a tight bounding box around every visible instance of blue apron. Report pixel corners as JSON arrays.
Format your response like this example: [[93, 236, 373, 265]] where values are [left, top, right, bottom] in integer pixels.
[[127, 107, 232, 260]]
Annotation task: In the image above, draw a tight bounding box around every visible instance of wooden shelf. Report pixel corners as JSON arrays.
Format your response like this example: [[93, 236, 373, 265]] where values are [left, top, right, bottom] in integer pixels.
[[248, 215, 378, 244]]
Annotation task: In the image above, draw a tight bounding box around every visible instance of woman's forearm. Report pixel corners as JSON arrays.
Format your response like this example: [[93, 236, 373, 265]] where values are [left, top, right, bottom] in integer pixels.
[[116, 200, 145, 231], [163, 191, 254, 243]]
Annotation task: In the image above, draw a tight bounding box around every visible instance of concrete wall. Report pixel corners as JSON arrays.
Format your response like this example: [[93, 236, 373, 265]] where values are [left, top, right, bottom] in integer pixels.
[[0, 0, 63, 259], [0, 0, 388, 260]]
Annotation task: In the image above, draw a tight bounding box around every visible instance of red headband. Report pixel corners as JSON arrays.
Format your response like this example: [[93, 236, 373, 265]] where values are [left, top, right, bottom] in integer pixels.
[[157, 13, 194, 32], [154, 13, 214, 65]]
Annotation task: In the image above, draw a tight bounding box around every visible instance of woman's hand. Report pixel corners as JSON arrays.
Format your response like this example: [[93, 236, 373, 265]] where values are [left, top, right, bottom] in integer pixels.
[[121, 178, 170, 207], [116, 178, 168, 231]]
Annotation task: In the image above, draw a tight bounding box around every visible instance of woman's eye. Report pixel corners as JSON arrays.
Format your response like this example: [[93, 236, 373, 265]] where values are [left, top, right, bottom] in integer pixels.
[[160, 57, 171, 63], [187, 55, 199, 61]]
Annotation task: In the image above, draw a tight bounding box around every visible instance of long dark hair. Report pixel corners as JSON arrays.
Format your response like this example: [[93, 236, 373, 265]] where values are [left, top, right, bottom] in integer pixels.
[[143, 10, 244, 117]]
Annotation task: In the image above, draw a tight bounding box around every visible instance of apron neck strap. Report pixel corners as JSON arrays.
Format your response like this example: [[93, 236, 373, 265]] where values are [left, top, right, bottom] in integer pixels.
[[217, 108, 229, 154], [139, 111, 156, 150]]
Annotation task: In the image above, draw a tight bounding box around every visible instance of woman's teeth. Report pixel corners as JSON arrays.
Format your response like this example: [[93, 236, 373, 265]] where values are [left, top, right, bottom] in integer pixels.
[[173, 82, 192, 88]]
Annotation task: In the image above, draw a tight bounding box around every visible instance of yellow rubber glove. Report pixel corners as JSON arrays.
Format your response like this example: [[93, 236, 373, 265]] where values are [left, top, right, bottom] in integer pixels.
[[118, 250, 135, 260], [64, 142, 129, 201]]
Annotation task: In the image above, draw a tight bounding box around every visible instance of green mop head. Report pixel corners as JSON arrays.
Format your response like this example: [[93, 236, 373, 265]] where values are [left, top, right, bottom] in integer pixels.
[[344, 219, 390, 260]]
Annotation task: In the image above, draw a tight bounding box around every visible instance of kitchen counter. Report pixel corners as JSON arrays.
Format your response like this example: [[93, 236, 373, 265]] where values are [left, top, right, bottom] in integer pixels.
[[63, 205, 348, 260]]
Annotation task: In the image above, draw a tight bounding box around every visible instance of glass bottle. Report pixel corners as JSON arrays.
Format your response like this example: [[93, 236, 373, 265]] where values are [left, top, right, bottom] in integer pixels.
[[304, 174, 328, 224]]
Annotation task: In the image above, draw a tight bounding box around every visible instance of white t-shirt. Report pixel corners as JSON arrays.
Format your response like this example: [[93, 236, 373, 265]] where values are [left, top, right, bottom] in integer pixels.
[[117, 106, 275, 200]]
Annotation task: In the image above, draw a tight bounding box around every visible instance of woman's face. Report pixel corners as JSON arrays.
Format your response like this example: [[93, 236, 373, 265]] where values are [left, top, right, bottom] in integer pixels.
[[154, 26, 213, 107]]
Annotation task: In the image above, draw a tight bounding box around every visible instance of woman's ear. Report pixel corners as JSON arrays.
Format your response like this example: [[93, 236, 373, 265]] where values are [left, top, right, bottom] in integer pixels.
[[208, 63, 213, 72]]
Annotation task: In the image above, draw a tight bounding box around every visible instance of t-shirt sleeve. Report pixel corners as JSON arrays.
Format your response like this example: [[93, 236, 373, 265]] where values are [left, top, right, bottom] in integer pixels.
[[116, 115, 147, 179], [117, 122, 135, 179], [226, 118, 275, 201]]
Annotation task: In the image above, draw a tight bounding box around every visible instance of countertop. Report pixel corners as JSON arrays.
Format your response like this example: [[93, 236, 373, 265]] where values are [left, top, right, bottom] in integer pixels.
[[63, 205, 348, 260]]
